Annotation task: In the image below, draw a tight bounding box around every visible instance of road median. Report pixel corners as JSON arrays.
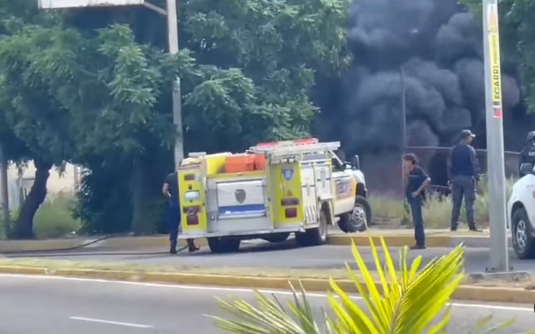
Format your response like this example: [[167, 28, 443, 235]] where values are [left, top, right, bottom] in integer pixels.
[[0, 258, 532, 304]]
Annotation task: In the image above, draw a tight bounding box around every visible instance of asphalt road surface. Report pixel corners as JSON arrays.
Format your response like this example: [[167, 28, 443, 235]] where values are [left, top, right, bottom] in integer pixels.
[[4, 240, 534, 274], [0, 273, 533, 333]]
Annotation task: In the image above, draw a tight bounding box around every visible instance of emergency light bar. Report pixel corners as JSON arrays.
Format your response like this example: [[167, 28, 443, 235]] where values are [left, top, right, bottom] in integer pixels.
[[250, 141, 340, 160]]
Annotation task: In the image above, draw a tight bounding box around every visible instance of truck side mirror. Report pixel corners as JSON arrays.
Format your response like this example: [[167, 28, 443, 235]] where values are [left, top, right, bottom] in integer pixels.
[[351, 155, 360, 170], [520, 162, 534, 175]]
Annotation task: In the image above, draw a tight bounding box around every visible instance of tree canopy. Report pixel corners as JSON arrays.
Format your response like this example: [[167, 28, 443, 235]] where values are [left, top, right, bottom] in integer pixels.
[[0, 0, 349, 237]]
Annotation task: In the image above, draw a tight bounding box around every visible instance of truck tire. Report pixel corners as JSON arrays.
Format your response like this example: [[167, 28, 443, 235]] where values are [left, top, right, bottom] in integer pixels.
[[262, 233, 290, 243], [207, 237, 241, 253], [512, 207, 535, 259], [295, 206, 328, 247], [338, 196, 371, 233]]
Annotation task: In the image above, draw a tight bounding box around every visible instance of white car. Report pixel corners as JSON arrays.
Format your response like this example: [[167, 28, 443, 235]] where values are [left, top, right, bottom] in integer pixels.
[[507, 163, 535, 259]]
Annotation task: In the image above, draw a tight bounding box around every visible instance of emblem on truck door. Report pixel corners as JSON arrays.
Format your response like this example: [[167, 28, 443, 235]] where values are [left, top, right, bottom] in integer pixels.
[[282, 168, 294, 181], [235, 189, 246, 203]]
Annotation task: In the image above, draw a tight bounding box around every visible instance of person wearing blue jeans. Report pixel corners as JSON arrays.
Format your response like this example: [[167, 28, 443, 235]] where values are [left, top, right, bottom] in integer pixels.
[[403, 153, 431, 250]]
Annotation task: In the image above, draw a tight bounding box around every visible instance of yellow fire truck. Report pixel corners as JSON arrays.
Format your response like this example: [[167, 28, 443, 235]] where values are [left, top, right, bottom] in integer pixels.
[[177, 138, 371, 253]]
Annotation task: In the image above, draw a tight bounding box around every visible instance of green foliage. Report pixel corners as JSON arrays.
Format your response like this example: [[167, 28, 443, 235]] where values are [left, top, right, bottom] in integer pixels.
[[370, 176, 516, 228], [0, 0, 351, 234], [33, 193, 81, 239], [461, 0, 535, 111], [211, 238, 527, 333], [181, 0, 350, 151]]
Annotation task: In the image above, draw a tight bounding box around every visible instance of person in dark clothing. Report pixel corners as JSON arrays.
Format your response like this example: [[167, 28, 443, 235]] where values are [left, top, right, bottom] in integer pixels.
[[403, 153, 430, 250], [162, 171, 199, 254], [519, 131, 535, 177], [448, 129, 481, 232]]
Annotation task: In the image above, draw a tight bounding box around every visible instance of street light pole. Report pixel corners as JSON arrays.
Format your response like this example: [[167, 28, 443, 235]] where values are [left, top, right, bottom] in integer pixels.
[[482, 0, 509, 272], [165, 0, 184, 169]]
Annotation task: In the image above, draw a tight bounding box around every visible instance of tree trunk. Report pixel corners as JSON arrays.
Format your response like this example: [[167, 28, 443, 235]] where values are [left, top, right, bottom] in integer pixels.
[[13, 158, 52, 239]]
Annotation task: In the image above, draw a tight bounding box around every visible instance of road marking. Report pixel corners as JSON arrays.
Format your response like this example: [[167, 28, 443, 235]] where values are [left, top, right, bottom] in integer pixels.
[[0, 273, 531, 312], [69, 316, 153, 328]]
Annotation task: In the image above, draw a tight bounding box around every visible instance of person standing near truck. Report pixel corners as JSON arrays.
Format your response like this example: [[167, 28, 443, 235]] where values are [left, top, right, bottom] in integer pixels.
[[448, 129, 481, 232], [163, 170, 199, 254], [519, 131, 535, 177], [402, 153, 430, 250]]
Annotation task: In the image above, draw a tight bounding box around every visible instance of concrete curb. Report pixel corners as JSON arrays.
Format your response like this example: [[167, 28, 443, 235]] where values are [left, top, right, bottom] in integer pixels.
[[0, 236, 208, 253], [0, 232, 510, 253], [327, 234, 512, 248], [0, 265, 531, 304]]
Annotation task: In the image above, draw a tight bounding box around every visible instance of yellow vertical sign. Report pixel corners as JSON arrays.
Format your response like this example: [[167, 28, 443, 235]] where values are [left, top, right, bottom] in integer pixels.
[[487, 3, 502, 119]]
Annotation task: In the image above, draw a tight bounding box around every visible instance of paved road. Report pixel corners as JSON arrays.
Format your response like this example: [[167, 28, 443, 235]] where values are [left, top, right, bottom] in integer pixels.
[[0, 273, 532, 333], [3, 240, 533, 273]]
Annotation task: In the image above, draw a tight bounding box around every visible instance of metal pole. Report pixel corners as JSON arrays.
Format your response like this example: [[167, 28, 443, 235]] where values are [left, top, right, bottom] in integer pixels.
[[166, 0, 184, 169], [482, 0, 509, 272], [400, 67, 407, 196], [0, 144, 10, 238]]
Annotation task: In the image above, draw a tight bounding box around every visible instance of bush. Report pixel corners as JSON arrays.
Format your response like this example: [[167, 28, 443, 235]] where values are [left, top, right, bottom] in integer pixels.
[[33, 192, 82, 239], [369, 176, 516, 228], [210, 237, 515, 333]]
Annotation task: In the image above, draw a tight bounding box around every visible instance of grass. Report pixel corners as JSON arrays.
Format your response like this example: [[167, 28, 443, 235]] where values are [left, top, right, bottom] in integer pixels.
[[0, 257, 532, 289], [0, 192, 81, 240], [369, 176, 516, 229]]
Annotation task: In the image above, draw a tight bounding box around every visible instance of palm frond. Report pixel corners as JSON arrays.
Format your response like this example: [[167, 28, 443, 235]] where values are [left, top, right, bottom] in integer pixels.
[[210, 235, 523, 333]]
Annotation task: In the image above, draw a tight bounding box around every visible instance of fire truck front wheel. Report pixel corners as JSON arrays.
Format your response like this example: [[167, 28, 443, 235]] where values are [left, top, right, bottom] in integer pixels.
[[207, 237, 241, 253]]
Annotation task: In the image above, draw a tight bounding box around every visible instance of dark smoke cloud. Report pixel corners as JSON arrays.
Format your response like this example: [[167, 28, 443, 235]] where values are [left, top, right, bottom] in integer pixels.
[[332, 0, 527, 152]]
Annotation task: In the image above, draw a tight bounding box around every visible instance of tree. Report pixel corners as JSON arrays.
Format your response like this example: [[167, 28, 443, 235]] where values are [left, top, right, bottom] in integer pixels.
[[179, 0, 350, 152], [0, 0, 74, 238], [0, 0, 350, 236]]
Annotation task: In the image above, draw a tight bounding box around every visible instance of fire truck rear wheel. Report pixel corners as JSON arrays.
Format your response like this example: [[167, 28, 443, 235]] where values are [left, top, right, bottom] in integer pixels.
[[207, 237, 241, 253], [295, 206, 328, 247]]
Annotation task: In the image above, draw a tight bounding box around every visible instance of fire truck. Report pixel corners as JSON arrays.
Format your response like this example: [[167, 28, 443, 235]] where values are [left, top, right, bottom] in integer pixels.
[[177, 138, 371, 253]]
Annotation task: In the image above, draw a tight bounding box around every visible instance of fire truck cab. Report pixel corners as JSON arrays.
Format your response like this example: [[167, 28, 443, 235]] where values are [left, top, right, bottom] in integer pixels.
[[177, 138, 371, 253]]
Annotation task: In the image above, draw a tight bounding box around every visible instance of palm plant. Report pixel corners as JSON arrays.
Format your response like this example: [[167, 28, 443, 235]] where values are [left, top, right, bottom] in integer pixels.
[[209, 236, 532, 333]]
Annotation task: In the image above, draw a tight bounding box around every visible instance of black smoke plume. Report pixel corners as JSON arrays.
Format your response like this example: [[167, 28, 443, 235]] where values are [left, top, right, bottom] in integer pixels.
[[318, 0, 531, 153]]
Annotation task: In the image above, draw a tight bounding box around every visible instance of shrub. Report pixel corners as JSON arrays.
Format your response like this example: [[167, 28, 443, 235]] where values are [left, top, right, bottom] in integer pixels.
[[370, 176, 516, 228], [33, 192, 82, 239], [210, 238, 515, 333]]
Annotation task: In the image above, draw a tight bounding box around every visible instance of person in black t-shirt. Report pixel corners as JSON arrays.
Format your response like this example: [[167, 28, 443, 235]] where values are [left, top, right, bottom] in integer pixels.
[[403, 153, 431, 249], [519, 131, 535, 177], [448, 129, 481, 232], [162, 171, 199, 254]]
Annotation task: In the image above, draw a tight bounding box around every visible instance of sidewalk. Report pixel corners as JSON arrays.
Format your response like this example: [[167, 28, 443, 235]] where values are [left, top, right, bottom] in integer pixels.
[[0, 228, 509, 253], [328, 228, 511, 248]]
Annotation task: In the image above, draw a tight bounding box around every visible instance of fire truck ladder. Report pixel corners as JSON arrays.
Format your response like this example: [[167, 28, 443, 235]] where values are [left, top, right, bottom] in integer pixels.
[[249, 140, 341, 161]]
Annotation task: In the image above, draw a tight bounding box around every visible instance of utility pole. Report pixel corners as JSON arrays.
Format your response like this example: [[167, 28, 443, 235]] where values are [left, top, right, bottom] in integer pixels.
[[482, 0, 509, 272], [38, 0, 185, 170], [400, 67, 407, 197], [0, 143, 10, 238], [166, 0, 184, 169]]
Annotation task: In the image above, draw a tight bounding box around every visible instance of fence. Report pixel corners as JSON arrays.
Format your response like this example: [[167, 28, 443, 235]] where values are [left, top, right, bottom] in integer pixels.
[[359, 146, 520, 197]]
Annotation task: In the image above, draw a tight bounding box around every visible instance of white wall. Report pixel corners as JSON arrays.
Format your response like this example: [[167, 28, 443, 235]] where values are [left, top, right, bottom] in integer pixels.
[[0, 161, 80, 210]]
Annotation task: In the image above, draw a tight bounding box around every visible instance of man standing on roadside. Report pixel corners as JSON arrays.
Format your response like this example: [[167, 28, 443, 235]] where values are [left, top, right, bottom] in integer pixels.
[[403, 153, 431, 250], [162, 169, 199, 254], [519, 131, 535, 177], [448, 129, 481, 232]]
